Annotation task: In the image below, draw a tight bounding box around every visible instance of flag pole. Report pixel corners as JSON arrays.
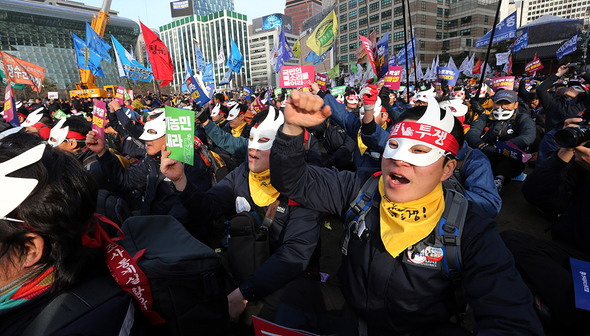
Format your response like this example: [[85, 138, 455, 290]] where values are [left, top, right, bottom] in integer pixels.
[[476, 0, 502, 96], [401, 0, 410, 103], [406, 0, 418, 84]]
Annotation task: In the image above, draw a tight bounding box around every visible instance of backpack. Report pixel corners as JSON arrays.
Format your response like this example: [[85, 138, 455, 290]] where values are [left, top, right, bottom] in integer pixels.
[[343, 173, 468, 314], [119, 215, 230, 336]]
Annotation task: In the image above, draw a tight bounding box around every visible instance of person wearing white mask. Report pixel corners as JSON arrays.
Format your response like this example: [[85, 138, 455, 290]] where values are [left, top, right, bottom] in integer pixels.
[[222, 102, 250, 138], [160, 107, 322, 327], [465, 90, 536, 192]]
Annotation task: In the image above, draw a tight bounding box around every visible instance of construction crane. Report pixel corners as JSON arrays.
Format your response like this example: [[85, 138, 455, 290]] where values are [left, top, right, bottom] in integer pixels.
[[70, 0, 117, 99]]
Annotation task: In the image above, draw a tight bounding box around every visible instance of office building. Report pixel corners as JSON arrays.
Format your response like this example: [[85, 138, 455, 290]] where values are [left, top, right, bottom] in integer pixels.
[[159, 9, 251, 89], [520, 0, 590, 27], [0, 0, 139, 91], [170, 0, 235, 18], [285, 0, 323, 34], [249, 14, 300, 87]]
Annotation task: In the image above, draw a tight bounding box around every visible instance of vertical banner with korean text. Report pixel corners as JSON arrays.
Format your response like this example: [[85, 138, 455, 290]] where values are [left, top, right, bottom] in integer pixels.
[[92, 99, 107, 141], [384, 66, 403, 90], [165, 106, 194, 165], [115, 86, 126, 104]]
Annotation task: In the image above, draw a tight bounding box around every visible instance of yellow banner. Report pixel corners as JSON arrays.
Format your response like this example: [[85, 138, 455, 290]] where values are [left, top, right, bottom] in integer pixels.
[[293, 38, 301, 58], [306, 10, 338, 58]]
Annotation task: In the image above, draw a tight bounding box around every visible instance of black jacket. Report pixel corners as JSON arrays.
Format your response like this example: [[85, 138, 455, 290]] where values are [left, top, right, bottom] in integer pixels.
[[465, 107, 536, 151], [97, 150, 211, 237], [178, 162, 322, 301], [269, 129, 543, 335], [308, 117, 355, 167], [536, 73, 590, 131], [522, 152, 590, 254], [107, 107, 146, 160]]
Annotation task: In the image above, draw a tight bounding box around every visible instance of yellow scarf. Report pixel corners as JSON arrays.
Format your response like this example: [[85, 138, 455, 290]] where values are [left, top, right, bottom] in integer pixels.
[[358, 122, 388, 156], [249, 169, 280, 207], [378, 177, 445, 258], [231, 121, 247, 137]]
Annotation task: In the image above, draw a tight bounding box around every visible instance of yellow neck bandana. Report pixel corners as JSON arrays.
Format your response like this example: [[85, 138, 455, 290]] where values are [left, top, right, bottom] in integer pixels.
[[249, 169, 280, 207], [231, 121, 247, 137], [358, 122, 388, 156], [378, 177, 445, 258]]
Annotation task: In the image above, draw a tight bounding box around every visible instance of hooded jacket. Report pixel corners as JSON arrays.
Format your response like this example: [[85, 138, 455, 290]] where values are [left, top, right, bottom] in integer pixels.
[[465, 106, 536, 151]]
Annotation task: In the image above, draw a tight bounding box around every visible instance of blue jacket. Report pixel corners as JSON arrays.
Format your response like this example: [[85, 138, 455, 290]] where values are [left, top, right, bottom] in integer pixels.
[[269, 129, 542, 335], [323, 94, 389, 169], [359, 119, 502, 218]]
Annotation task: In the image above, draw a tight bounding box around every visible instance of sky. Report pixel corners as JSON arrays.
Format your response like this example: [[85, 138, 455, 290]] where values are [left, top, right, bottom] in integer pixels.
[[82, 0, 287, 29]]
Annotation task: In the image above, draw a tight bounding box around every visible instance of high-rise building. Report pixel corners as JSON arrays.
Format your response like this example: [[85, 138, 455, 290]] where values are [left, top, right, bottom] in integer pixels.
[[285, 0, 323, 34], [520, 0, 590, 27], [0, 0, 139, 92], [170, 0, 235, 18], [334, 0, 498, 73], [249, 14, 300, 87], [159, 10, 250, 89]]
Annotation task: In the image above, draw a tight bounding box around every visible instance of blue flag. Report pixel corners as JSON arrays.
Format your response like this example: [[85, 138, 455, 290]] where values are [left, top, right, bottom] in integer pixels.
[[512, 29, 528, 53], [184, 59, 210, 106], [396, 36, 416, 65], [243, 87, 253, 99], [377, 31, 389, 78], [220, 67, 233, 85], [203, 61, 214, 82], [304, 49, 328, 66], [275, 27, 295, 72], [475, 11, 517, 48], [72, 32, 104, 77], [112, 35, 153, 82], [85, 22, 112, 62], [227, 38, 244, 73], [194, 42, 206, 72], [556, 32, 578, 60]]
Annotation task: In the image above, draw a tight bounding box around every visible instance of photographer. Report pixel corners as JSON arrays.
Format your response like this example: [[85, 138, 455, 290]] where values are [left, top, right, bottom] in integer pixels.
[[501, 116, 590, 333]]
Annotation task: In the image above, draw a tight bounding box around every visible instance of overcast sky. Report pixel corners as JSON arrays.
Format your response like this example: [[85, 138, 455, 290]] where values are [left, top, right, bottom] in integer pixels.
[[82, 0, 287, 29]]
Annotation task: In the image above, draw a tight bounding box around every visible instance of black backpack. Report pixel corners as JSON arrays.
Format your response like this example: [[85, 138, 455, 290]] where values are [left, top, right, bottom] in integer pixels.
[[119, 215, 230, 336]]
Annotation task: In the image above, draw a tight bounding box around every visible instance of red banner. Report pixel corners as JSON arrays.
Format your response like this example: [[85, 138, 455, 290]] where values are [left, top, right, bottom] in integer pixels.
[[359, 34, 377, 78], [473, 58, 482, 74], [0, 51, 45, 92], [3, 85, 17, 126], [525, 53, 544, 73], [253, 316, 318, 336], [140, 21, 174, 88], [279, 65, 315, 88], [92, 98, 107, 141], [491, 76, 516, 91], [383, 66, 402, 90], [115, 86, 126, 105], [315, 73, 327, 91], [507, 55, 513, 76]]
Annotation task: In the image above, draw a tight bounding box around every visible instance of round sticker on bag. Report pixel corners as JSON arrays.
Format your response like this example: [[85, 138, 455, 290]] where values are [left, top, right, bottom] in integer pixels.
[[425, 246, 444, 262]]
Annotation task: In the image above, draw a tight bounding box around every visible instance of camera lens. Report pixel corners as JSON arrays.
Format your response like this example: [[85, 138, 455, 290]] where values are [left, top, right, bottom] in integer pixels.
[[555, 126, 590, 148]]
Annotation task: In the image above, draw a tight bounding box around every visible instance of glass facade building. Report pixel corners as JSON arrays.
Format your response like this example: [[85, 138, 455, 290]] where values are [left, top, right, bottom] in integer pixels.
[[192, 0, 234, 17], [159, 10, 250, 89], [0, 0, 139, 90]]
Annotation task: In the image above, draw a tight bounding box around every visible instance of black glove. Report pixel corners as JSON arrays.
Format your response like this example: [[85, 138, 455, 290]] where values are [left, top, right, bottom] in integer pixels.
[[469, 98, 484, 115], [480, 143, 497, 157], [378, 86, 392, 104], [440, 79, 450, 97], [195, 106, 210, 124]]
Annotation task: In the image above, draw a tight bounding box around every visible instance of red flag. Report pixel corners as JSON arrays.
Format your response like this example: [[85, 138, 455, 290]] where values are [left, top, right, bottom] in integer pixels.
[[0, 51, 45, 92], [525, 52, 544, 74], [473, 58, 482, 74], [140, 21, 174, 88], [359, 34, 377, 78], [507, 55, 513, 75]]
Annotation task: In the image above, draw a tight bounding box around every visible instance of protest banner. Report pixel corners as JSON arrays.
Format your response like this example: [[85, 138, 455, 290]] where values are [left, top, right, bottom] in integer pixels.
[[0, 51, 45, 92], [556, 32, 578, 60], [253, 316, 318, 336], [279, 65, 315, 88], [570, 258, 590, 311], [243, 87, 253, 99], [48, 92, 59, 100], [115, 86, 126, 104], [316, 73, 327, 91], [491, 76, 515, 91], [436, 67, 460, 87], [496, 141, 532, 163], [92, 99, 107, 141], [3, 85, 18, 126], [331, 85, 346, 96], [383, 66, 402, 90], [274, 88, 282, 96], [165, 106, 194, 166], [53, 109, 68, 120], [525, 53, 544, 73]]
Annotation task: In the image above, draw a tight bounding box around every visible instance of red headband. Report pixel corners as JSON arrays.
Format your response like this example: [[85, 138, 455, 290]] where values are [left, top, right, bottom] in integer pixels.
[[66, 131, 87, 140], [389, 122, 460, 156]]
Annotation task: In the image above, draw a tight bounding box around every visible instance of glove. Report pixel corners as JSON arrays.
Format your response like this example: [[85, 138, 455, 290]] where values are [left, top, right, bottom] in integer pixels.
[[361, 84, 379, 111], [378, 86, 392, 105], [440, 79, 450, 97], [195, 106, 210, 124], [469, 98, 484, 115]]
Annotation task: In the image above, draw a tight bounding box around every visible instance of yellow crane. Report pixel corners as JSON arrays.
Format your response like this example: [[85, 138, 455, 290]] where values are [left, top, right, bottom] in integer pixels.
[[69, 0, 117, 99]]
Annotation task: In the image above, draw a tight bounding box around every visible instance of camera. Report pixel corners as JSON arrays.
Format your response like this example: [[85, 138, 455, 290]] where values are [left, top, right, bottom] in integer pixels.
[[554, 112, 590, 148]]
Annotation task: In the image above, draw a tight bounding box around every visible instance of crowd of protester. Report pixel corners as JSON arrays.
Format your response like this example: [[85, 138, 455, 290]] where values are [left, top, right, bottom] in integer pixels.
[[1, 62, 590, 335]]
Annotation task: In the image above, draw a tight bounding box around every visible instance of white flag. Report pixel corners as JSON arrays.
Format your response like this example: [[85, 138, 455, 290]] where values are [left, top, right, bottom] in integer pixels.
[[269, 43, 278, 68], [416, 61, 424, 81], [217, 45, 225, 66], [434, 55, 440, 71], [496, 51, 511, 66], [485, 63, 493, 75], [458, 55, 470, 72], [424, 66, 431, 80], [448, 56, 457, 70]]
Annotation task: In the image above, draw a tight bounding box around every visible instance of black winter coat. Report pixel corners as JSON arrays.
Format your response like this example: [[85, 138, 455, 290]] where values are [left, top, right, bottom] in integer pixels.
[[536, 73, 590, 132], [465, 107, 536, 151]]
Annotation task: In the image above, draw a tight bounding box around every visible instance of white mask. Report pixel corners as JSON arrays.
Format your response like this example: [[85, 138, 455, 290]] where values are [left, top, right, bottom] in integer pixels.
[[226, 103, 241, 121], [248, 106, 284, 151], [492, 107, 515, 120], [210, 104, 221, 117], [21, 108, 44, 127], [383, 95, 459, 166], [48, 118, 68, 147]]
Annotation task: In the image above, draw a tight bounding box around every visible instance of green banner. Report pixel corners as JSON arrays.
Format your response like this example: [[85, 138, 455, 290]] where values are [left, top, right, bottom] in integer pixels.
[[53, 109, 67, 119], [331, 86, 346, 96], [286, 88, 293, 96], [0, 68, 26, 90], [164, 105, 194, 166], [274, 88, 282, 96]]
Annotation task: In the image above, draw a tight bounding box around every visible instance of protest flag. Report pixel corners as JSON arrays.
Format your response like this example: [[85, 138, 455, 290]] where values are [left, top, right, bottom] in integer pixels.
[[140, 21, 174, 87]]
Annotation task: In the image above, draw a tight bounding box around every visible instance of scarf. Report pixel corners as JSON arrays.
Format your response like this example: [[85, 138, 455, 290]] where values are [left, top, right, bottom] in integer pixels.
[[249, 169, 280, 207], [0, 266, 55, 311], [231, 121, 247, 137], [358, 122, 388, 156], [378, 178, 445, 258]]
